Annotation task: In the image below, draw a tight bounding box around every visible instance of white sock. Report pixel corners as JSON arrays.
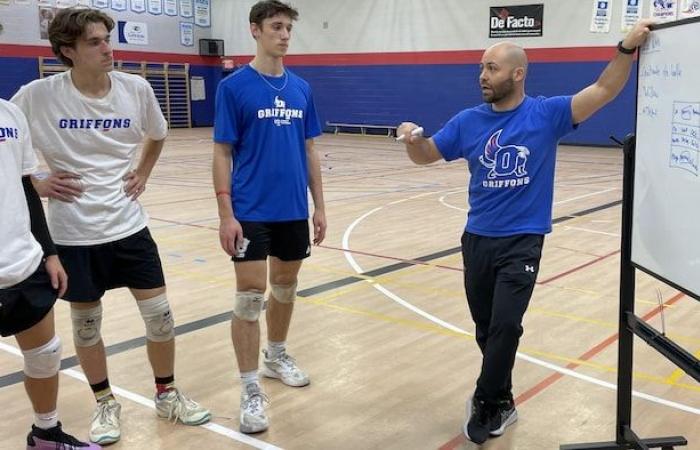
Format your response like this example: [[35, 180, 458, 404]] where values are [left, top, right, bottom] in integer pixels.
[[240, 370, 259, 387], [34, 410, 58, 430], [267, 341, 286, 359]]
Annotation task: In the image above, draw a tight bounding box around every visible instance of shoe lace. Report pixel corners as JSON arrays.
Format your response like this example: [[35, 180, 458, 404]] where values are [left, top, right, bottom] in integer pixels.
[[161, 390, 201, 424], [276, 353, 300, 373], [95, 401, 118, 428], [242, 387, 270, 416], [475, 401, 493, 426], [44, 424, 85, 449]]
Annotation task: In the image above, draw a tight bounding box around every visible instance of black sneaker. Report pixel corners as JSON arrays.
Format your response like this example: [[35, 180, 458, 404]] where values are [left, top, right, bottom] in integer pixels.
[[463, 396, 491, 444], [489, 400, 518, 436], [26, 422, 101, 449]]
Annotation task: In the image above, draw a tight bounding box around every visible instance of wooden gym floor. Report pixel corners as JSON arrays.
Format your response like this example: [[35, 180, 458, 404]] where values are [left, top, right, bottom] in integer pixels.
[[1, 129, 698, 449]]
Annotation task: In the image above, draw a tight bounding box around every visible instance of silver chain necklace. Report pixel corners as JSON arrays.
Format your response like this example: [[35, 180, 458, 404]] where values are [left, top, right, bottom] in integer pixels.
[[249, 63, 288, 91]]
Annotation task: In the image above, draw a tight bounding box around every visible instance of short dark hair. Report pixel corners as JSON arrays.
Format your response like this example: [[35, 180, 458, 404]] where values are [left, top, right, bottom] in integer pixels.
[[48, 8, 114, 67], [249, 0, 298, 27]]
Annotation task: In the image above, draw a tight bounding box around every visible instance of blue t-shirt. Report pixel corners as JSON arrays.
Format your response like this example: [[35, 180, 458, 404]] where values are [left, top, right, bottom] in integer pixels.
[[433, 95, 576, 237], [213, 65, 322, 221]]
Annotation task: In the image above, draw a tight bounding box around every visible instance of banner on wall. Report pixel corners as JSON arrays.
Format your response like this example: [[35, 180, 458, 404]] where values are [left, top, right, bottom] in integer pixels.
[[651, 0, 678, 21], [194, 0, 210, 27], [489, 4, 543, 38], [679, 0, 700, 17], [110, 0, 126, 11], [130, 0, 145, 13], [92, 0, 108, 8], [180, 22, 193, 46], [77, 0, 90, 6], [118, 20, 149, 44], [56, 0, 76, 7], [38, 6, 56, 39], [621, 0, 644, 31], [179, 0, 193, 18], [148, 0, 162, 14], [590, 0, 612, 33], [164, 0, 177, 15]]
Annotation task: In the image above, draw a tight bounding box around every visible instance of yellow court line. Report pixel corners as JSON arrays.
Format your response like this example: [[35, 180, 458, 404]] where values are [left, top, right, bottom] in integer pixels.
[[665, 349, 700, 385], [298, 295, 700, 393]]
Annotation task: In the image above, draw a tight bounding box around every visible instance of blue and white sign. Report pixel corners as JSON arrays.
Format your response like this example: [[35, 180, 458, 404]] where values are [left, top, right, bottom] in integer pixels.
[[652, 0, 678, 21], [118, 20, 149, 45], [148, 0, 162, 15], [590, 0, 612, 33], [93, 0, 109, 8], [622, 0, 643, 32], [130, 0, 146, 13], [111, 0, 127, 11], [180, 21, 194, 46], [679, 0, 700, 17], [179, 0, 193, 18], [194, 0, 210, 27], [164, 0, 177, 15]]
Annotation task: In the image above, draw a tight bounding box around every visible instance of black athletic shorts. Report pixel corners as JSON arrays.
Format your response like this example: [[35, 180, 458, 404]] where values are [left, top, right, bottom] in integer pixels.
[[0, 263, 57, 337], [232, 220, 311, 262], [56, 227, 165, 302]]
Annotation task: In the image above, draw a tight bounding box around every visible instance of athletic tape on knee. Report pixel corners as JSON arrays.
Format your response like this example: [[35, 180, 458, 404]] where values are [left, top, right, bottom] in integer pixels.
[[71, 304, 103, 347], [137, 293, 175, 342], [270, 282, 297, 304], [233, 291, 264, 321], [23, 335, 62, 379]]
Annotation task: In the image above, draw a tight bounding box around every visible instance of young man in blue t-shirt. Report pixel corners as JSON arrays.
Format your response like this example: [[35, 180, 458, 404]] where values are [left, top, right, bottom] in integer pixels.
[[212, 0, 326, 434], [398, 19, 653, 445]]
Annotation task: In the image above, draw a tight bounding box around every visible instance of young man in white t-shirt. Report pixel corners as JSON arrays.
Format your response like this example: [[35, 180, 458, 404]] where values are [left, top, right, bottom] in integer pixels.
[[11, 8, 210, 445], [0, 99, 101, 450]]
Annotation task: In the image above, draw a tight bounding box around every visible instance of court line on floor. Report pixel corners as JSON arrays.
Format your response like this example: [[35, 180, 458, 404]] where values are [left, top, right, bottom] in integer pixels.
[[0, 342, 282, 450], [339, 195, 697, 430], [0, 197, 624, 389]]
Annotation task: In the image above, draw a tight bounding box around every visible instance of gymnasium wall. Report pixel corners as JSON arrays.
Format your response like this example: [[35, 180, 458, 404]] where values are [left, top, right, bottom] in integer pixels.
[[215, 0, 644, 146], [0, 0, 219, 126], [0, 1, 648, 143]]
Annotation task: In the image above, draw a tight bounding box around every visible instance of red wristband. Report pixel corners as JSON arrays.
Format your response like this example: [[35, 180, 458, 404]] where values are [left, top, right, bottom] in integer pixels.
[[215, 190, 230, 197]]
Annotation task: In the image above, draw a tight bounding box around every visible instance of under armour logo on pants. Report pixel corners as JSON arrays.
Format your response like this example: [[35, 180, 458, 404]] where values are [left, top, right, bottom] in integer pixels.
[[525, 265, 535, 273]]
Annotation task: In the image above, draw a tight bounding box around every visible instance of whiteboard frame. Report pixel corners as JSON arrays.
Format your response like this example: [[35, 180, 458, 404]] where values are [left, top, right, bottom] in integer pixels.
[[632, 15, 700, 302]]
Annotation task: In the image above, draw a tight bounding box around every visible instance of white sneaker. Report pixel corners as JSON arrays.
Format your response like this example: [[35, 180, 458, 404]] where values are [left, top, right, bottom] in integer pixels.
[[155, 388, 211, 425], [89, 399, 121, 445], [261, 350, 310, 387], [240, 383, 269, 434]]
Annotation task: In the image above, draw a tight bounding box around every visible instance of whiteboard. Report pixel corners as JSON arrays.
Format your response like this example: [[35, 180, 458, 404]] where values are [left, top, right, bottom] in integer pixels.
[[633, 17, 700, 301]]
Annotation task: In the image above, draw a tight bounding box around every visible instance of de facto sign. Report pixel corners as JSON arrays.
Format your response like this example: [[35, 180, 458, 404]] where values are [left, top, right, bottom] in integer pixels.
[[489, 4, 544, 38]]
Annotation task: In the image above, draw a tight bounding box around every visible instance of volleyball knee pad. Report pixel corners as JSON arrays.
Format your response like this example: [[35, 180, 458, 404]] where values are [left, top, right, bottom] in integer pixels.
[[137, 293, 175, 342], [23, 335, 62, 379], [71, 304, 103, 347], [270, 282, 297, 304], [233, 291, 264, 321]]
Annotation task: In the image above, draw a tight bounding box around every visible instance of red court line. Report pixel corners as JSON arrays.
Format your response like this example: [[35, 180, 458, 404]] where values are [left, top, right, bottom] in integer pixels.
[[538, 249, 620, 285], [437, 291, 687, 450]]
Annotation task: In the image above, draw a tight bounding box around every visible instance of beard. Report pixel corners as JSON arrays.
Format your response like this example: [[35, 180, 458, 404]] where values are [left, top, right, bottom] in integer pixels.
[[482, 78, 515, 104]]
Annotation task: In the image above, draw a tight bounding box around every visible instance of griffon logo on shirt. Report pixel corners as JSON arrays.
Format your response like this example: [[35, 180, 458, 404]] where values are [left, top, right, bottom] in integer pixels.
[[0, 126, 19, 142], [257, 96, 304, 127], [58, 118, 132, 132], [479, 129, 531, 188]]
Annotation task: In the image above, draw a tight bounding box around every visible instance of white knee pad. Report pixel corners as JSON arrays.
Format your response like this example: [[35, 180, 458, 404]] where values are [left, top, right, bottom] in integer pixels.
[[71, 304, 103, 347], [137, 293, 175, 343], [233, 291, 264, 322], [23, 335, 62, 379], [270, 282, 297, 304]]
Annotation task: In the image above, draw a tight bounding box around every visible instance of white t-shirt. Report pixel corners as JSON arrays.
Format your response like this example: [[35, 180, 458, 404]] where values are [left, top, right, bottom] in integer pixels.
[[0, 99, 43, 288], [11, 70, 168, 245]]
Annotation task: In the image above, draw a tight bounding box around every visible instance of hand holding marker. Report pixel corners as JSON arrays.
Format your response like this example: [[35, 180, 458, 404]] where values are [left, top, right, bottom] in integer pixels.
[[396, 127, 424, 143]]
